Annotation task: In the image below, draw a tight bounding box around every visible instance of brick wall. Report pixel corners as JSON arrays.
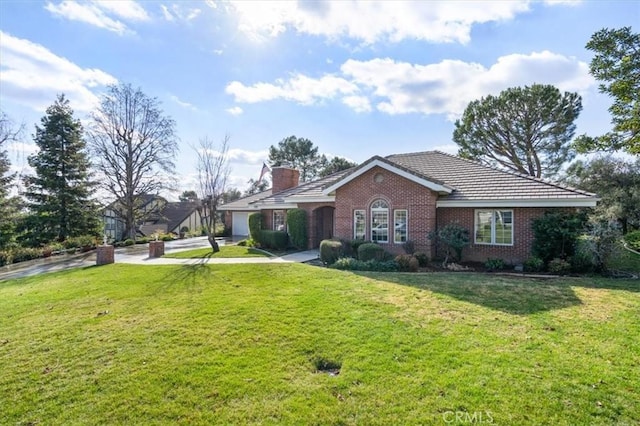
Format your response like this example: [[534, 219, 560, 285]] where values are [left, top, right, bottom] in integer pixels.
[[272, 167, 300, 193], [334, 166, 438, 257], [436, 207, 570, 264]]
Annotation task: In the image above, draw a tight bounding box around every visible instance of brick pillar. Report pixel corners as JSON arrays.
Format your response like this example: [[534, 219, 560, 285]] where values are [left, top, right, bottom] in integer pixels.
[[96, 245, 115, 265], [149, 241, 165, 258]]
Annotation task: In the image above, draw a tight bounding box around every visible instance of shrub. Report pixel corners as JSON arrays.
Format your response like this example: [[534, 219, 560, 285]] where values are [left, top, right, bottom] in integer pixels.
[[286, 209, 308, 250], [248, 213, 262, 242], [10, 247, 43, 263], [330, 257, 399, 272], [624, 230, 640, 251], [395, 254, 419, 272], [357, 243, 385, 262], [161, 233, 175, 242], [570, 237, 596, 273], [0, 251, 10, 266], [350, 239, 369, 254], [237, 239, 247, 246], [532, 211, 586, 263], [523, 256, 545, 273], [548, 258, 571, 275], [180, 226, 189, 233], [428, 223, 470, 264], [414, 252, 429, 267], [320, 239, 344, 265], [123, 239, 135, 246], [584, 220, 623, 272], [402, 240, 416, 255], [485, 258, 505, 271], [259, 230, 288, 250], [136, 237, 151, 244]]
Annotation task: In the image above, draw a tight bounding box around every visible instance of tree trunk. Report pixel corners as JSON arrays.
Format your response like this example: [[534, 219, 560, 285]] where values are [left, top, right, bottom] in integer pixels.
[[208, 234, 220, 252]]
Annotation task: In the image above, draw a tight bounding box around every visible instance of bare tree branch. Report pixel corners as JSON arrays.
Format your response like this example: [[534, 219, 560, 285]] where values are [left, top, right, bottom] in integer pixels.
[[88, 83, 178, 240], [195, 135, 231, 252]]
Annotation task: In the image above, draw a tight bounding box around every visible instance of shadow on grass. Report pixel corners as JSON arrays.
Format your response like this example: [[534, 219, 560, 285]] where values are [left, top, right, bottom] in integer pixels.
[[355, 272, 585, 315], [156, 262, 215, 293]]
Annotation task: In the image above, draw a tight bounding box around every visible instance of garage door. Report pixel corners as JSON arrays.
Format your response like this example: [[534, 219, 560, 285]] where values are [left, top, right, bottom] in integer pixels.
[[232, 212, 250, 236]]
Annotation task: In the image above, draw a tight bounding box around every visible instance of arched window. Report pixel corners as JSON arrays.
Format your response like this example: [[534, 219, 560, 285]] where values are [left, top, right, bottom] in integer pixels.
[[371, 199, 389, 243]]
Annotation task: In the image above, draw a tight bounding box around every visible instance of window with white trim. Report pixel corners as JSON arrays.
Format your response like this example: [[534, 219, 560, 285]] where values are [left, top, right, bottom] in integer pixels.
[[354, 210, 366, 240], [475, 210, 513, 245], [371, 199, 389, 243], [273, 210, 286, 231], [394, 209, 407, 243]]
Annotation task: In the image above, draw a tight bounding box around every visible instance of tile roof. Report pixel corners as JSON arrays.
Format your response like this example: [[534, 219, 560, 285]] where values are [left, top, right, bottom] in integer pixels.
[[218, 189, 273, 210], [385, 151, 596, 200]]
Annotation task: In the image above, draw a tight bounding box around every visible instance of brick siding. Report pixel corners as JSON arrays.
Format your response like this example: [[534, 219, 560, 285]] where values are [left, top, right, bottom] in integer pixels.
[[334, 166, 438, 257]]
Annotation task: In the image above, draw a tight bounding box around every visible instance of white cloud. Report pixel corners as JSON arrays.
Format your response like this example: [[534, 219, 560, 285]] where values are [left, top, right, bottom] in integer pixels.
[[93, 0, 149, 21], [227, 148, 269, 165], [226, 73, 357, 105], [226, 51, 593, 119], [160, 3, 201, 22], [169, 95, 197, 110], [342, 95, 371, 113], [226, 106, 243, 115], [160, 5, 174, 21], [225, 0, 531, 44], [0, 31, 117, 112], [45, 0, 148, 35]]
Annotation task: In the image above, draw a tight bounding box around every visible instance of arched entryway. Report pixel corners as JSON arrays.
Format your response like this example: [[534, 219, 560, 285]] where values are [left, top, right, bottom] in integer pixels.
[[314, 206, 335, 247]]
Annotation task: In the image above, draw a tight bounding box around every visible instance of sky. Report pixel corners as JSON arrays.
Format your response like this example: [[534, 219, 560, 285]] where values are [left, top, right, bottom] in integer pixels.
[[0, 0, 638, 200]]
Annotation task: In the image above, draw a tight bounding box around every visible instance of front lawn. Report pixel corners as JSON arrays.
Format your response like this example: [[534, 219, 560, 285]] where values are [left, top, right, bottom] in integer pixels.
[[163, 245, 272, 259], [1, 265, 638, 424]]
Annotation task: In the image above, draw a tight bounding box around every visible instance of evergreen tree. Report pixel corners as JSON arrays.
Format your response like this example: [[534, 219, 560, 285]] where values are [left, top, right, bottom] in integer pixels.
[[22, 95, 99, 245], [0, 111, 23, 249]]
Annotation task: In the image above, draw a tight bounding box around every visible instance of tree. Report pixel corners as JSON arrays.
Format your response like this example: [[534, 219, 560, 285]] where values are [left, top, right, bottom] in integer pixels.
[[0, 111, 23, 249], [574, 27, 640, 154], [89, 83, 178, 240], [195, 135, 231, 252], [179, 190, 198, 202], [244, 178, 269, 196], [318, 155, 357, 177], [453, 84, 582, 178], [222, 188, 241, 204], [268, 136, 325, 181], [22, 95, 98, 245], [564, 156, 640, 234]]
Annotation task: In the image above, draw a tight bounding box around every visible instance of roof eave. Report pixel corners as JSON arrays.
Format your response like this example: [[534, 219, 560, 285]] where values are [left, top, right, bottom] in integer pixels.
[[436, 198, 600, 208]]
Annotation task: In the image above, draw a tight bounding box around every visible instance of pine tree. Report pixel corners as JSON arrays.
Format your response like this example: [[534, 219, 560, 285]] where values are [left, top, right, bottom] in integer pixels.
[[22, 95, 99, 245]]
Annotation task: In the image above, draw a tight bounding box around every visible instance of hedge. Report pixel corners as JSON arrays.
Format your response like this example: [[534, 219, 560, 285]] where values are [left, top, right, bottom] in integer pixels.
[[320, 239, 344, 265], [357, 243, 385, 261], [259, 230, 288, 250], [248, 212, 262, 242], [287, 209, 308, 250]]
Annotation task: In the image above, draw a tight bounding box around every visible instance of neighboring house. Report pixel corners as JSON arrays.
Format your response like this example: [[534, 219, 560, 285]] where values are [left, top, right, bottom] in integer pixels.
[[103, 195, 202, 241], [220, 151, 598, 264]]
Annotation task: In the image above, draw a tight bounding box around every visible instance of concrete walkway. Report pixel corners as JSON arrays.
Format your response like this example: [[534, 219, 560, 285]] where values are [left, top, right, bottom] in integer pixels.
[[0, 237, 320, 282]]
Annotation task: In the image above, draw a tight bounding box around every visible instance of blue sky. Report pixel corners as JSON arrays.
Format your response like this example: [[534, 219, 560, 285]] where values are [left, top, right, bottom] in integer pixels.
[[0, 0, 637, 199]]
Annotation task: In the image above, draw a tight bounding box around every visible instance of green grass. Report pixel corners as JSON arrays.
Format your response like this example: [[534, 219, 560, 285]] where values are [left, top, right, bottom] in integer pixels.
[[1, 265, 639, 425], [163, 245, 272, 259]]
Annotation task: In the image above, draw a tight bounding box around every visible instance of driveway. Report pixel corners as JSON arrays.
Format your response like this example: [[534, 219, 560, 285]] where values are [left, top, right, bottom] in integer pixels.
[[0, 237, 320, 282]]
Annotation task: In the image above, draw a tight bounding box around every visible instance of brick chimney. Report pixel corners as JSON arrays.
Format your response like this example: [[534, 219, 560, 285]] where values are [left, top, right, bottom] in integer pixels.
[[271, 167, 300, 193]]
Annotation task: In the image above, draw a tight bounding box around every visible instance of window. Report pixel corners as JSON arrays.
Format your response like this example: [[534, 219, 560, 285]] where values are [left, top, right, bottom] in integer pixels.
[[475, 210, 513, 245], [394, 210, 407, 243], [354, 210, 366, 240], [273, 210, 286, 231], [371, 199, 389, 243]]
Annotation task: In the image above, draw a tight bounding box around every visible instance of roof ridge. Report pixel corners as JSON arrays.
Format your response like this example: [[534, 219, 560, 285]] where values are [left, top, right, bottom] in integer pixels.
[[415, 150, 596, 198]]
